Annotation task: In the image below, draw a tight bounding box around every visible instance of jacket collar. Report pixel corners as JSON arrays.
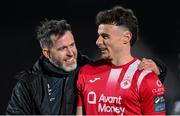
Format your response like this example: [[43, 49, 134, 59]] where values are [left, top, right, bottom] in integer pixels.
[[32, 55, 68, 77], [32, 51, 90, 77]]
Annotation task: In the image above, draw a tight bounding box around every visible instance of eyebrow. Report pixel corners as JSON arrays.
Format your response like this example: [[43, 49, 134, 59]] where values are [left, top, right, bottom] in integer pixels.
[[100, 33, 110, 37], [57, 41, 75, 49]]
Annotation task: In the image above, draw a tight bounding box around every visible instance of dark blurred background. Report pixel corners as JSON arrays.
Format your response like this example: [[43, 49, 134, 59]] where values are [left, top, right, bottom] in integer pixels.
[[0, 0, 180, 114]]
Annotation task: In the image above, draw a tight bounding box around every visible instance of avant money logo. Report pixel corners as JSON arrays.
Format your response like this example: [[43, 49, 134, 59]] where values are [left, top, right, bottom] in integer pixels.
[[87, 91, 96, 104]]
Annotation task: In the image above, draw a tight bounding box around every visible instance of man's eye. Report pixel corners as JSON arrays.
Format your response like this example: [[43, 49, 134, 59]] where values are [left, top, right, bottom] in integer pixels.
[[70, 43, 75, 47], [103, 36, 109, 39], [58, 47, 66, 51]]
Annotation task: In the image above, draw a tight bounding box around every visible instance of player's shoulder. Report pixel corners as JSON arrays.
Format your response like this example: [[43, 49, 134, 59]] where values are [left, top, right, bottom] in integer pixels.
[[133, 57, 156, 78], [135, 69, 159, 87], [138, 69, 157, 78], [133, 58, 158, 83]]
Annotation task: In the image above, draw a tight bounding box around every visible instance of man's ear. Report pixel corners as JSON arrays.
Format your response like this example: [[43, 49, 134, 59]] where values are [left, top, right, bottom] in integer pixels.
[[123, 31, 132, 44], [42, 48, 50, 59]]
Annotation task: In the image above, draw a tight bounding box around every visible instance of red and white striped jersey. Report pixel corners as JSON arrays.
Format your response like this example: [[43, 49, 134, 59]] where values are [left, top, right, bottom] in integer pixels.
[[77, 58, 165, 115]]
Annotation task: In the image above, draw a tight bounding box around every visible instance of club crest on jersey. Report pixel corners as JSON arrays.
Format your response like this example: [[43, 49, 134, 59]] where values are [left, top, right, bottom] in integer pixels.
[[120, 79, 131, 89]]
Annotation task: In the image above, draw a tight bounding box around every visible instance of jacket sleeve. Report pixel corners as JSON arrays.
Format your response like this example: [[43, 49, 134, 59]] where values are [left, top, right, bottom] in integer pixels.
[[151, 57, 167, 83], [6, 80, 32, 114]]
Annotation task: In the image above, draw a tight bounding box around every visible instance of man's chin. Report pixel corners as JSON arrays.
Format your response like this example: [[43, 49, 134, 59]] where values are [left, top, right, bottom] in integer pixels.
[[63, 63, 77, 72], [101, 54, 108, 59], [101, 55, 112, 61]]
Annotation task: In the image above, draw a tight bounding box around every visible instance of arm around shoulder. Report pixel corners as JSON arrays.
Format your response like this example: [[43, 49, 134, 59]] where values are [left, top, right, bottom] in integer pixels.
[[151, 57, 167, 83]]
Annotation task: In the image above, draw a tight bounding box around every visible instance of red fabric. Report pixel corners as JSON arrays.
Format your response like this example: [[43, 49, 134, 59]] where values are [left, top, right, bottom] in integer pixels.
[[77, 58, 165, 115]]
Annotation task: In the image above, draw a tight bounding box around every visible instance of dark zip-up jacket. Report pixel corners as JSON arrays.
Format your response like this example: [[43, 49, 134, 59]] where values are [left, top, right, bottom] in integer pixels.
[[6, 52, 90, 115]]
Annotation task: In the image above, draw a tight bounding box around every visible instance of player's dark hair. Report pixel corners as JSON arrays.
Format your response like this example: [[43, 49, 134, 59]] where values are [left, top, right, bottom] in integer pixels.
[[96, 6, 138, 46]]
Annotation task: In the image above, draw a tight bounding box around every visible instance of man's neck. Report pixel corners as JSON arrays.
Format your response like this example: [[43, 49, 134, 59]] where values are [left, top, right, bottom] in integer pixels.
[[111, 56, 134, 66], [111, 49, 133, 66]]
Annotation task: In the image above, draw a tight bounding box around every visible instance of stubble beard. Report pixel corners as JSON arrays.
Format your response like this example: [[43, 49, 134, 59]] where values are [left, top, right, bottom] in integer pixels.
[[50, 57, 77, 72]]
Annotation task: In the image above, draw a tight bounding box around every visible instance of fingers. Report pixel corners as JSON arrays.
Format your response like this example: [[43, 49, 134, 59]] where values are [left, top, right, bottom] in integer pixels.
[[139, 61, 154, 70], [142, 58, 154, 64], [138, 58, 160, 75], [139, 58, 153, 70]]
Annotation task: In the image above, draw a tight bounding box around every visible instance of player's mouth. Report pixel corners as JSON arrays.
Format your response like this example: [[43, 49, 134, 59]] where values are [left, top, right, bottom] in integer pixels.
[[100, 48, 108, 53]]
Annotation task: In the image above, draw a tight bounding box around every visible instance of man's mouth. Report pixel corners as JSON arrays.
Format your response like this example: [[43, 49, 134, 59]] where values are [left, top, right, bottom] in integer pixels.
[[65, 58, 75, 65], [100, 48, 107, 53]]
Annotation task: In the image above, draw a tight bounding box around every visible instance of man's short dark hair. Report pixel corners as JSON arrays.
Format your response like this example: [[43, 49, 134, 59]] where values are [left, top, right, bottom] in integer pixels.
[[96, 6, 138, 46], [37, 19, 72, 49]]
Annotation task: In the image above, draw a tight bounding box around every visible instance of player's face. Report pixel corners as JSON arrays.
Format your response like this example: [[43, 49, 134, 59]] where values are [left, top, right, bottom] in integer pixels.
[[47, 31, 78, 72], [96, 24, 127, 61]]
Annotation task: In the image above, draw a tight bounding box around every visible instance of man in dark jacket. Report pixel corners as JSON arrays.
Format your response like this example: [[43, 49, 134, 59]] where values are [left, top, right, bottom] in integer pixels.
[[6, 19, 166, 115]]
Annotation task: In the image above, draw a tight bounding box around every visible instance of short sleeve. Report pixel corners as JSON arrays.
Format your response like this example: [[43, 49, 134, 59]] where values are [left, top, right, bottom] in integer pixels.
[[139, 72, 165, 115]]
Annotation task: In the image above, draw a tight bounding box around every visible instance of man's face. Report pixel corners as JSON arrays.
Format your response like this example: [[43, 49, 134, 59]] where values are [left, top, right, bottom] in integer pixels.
[[45, 31, 78, 72], [96, 24, 128, 61]]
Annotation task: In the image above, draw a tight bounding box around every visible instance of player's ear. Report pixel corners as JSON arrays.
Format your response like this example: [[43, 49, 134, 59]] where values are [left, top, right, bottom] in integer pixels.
[[123, 31, 132, 44], [42, 48, 50, 59]]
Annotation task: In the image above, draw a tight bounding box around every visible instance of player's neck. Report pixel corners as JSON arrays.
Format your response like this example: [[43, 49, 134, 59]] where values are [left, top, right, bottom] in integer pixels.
[[111, 52, 133, 66]]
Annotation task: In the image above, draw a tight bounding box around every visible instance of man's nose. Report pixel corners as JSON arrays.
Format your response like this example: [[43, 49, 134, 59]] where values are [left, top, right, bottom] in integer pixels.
[[67, 48, 73, 56], [96, 36, 103, 46]]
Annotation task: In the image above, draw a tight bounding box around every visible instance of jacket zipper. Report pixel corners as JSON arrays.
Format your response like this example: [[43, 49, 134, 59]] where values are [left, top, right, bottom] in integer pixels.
[[59, 77, 66, 114]]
